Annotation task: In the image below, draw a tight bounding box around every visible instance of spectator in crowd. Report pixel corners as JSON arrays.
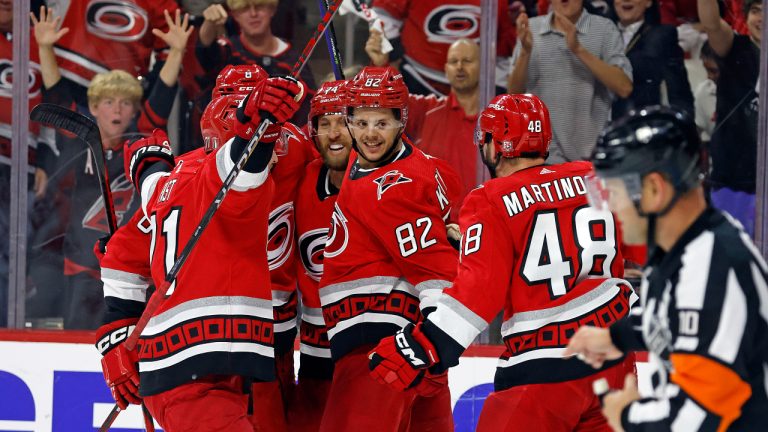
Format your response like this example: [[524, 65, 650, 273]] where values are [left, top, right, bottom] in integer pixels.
[[0, 0, 55, 327], [611, 0, 693, 118], [698, 0, 761, 236], [370, 0, 516, 96], [33, 6, 191, 329], [196, 0, 315, 125], [368, 35, 482, 217], [508, 0, 633, 163], [41, 0, 175, 108], [694, 42, 719, 143], [658, 0, 749, 33]]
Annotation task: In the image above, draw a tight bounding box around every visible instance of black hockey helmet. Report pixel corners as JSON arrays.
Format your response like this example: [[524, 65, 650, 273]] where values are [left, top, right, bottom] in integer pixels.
[[589, 105, 704, 214]]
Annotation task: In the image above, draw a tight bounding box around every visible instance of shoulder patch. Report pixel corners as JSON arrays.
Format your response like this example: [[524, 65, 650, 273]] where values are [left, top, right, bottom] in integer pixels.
[[373, 170, 412, 200]]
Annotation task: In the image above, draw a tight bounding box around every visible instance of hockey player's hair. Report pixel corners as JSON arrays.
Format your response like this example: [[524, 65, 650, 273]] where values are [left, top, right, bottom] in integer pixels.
[[227, 0, 278, 10], [87, 70, 143, 107]]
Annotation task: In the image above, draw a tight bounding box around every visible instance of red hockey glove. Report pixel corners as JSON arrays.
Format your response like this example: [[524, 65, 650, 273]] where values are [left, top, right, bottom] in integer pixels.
[[234, 77, 305, 141], [368, 323, 440, 392], [96, 319, 141, 410], [124, 128, 174, 191], [93, 235, 110, 264]]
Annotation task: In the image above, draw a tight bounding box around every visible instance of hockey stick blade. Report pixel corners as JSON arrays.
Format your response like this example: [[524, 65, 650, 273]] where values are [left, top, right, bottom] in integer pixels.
[[30, 103, 119, 234]]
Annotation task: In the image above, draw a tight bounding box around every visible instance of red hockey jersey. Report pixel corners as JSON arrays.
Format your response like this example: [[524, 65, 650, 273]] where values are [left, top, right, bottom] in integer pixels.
[[49, 0, 175, 87], [136, 140, 276, 396], [422, 161, 636, 390], [0, 32, 48, 172], [318, 140, 461, 361], [269, 124, 315, 355], [294, 158, 339, 378]]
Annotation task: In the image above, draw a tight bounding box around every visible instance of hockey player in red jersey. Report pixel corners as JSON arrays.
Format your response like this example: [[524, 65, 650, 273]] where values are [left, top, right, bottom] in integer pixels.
[[368, 94, 636, 431], [291, 80, 352, 432], [317, 66, 460, 432], [96, 76, 304, 431]]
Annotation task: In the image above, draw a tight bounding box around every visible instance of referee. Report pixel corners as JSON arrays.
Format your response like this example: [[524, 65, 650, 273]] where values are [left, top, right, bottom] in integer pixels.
[[564, 106, 768, 431]]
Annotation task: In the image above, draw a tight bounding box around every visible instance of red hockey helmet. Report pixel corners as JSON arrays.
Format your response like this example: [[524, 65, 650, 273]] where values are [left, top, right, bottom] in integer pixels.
[[474, 94, 552, 158], [308, 80, 347, 136], [201, 94, 242, 153], [212, 64, 269, 99], [345, 66, 409, 125]]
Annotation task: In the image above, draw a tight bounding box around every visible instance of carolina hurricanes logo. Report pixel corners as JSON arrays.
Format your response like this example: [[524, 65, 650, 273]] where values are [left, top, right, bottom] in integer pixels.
[[86, 0, 149, 42], [82, 175, 135, 233], [424, 5, 481, 43], [373, 170, 412, 200], [299, 228, 327, 281], [267, 202, 294, 270], [324, 203, 349, 258], [0, 60, 43, 99], [278, 124, 308, 152]]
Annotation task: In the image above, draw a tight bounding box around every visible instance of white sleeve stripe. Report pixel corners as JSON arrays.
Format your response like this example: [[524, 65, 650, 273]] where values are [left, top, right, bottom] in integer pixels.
[[676, 231, 714, 310], [429, 295, 487, 348], [140, 171, 167, 216], [103, 281, 147, 303], [708, 269, 747, 364], [216, 138, 269, 191], [671, 399, 706, 432], [628, 399, 670, 424]]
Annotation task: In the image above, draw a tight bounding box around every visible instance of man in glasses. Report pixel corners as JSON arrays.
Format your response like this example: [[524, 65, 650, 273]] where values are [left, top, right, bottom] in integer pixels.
[[316, 66, 460, 432], [367, 93, 635, 431], [565, 106, 768, 431]]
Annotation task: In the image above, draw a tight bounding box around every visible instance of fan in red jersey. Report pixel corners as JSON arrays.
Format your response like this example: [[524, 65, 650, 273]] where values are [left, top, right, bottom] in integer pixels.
[[368, 93, 637, 432], [96, 76, 305, 431], [316, 66, 460, 432]]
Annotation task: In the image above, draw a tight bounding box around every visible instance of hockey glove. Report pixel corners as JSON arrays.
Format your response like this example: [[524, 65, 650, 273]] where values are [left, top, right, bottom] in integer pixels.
[[124, 128, 175, 191], [234, 76, 305, 142], [96, 319, 141, 410], [93, 235, 110, 264], [368, 323, 440, 392]]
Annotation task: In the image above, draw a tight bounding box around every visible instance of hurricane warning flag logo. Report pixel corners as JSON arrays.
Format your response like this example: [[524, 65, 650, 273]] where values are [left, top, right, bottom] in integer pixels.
[[373, 170, 412, 200]]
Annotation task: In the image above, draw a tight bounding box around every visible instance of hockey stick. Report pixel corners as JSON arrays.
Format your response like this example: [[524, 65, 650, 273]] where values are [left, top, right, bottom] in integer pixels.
[[30, 104, 118, 235], [97, 2, 344, 430], [318, 0, 345, 79]]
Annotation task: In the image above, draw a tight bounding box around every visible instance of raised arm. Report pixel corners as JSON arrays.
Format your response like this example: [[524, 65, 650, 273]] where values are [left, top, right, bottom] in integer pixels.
[[153, 9, 194, 88], [30, 6, 69, 89], [507, 12, 533, 94], [697, 0, 734, 57]]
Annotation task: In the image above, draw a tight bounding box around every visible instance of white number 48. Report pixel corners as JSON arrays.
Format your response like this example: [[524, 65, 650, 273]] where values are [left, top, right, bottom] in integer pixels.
[[527, 120, 542, 133]]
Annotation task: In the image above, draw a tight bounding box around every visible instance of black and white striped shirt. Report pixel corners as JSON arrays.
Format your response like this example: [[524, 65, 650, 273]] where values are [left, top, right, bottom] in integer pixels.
[[610, 208, 768, 431], [510, 11, 631, 163]]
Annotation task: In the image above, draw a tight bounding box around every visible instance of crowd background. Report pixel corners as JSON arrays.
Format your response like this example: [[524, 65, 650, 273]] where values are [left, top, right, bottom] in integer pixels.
[[0, 0, 763, 338]]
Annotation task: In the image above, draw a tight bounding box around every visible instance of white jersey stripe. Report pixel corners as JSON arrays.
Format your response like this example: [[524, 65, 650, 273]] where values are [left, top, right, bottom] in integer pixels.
[[139, 341, 274, 372], [671, 399, 706, 432], [327, 312, 410, 339], [708, 269, 747, 363], [676, 232, 714, 310]]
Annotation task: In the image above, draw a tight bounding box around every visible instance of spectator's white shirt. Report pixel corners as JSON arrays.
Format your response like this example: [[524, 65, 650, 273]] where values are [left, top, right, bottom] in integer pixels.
[[618, 20, 643, 48], [694, 78, 717, 141]]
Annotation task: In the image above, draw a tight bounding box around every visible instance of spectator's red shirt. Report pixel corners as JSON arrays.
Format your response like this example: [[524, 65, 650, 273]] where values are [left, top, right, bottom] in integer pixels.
[[406, 92, 480, 218]]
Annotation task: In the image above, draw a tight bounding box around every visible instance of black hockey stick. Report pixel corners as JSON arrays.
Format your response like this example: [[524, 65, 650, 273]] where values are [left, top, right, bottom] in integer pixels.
[[97, 1, 345, 429], [318, 0, 345, 79], [30, 103, 118, 235]]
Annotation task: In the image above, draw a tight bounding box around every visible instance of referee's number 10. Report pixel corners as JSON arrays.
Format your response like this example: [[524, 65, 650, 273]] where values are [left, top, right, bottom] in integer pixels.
[[528, 120, 542, 133]]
